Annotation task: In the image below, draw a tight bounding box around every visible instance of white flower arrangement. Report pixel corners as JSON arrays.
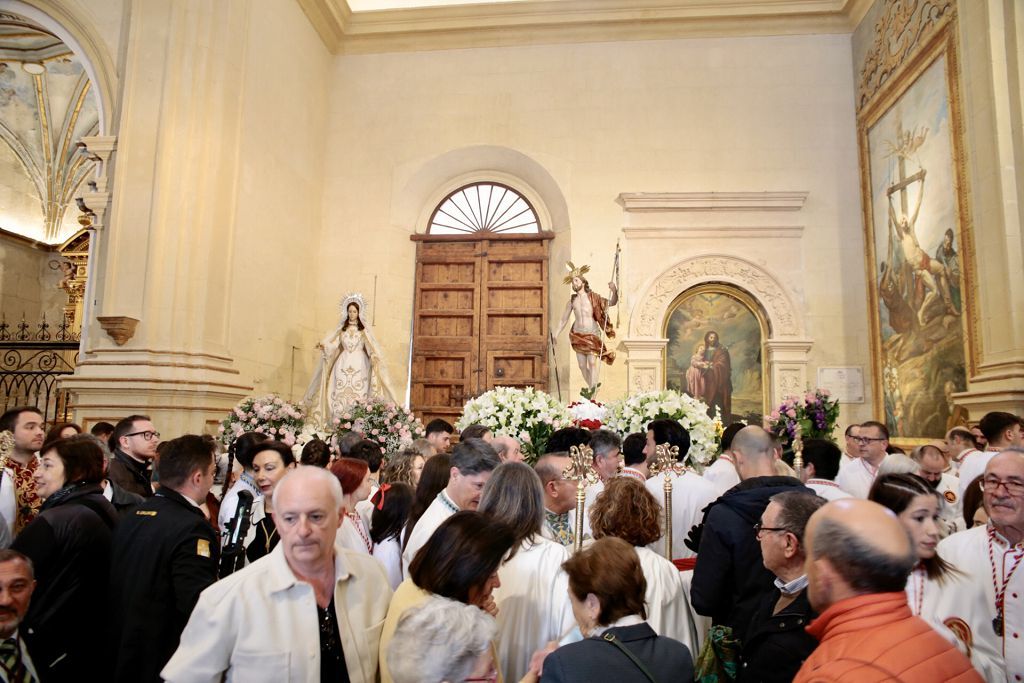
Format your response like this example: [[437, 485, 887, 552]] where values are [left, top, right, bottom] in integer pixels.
[[603, 390, 719, 466], [333, 396, 425, 454], [456, 386, 571, 460], [218, 394, 306, 448]]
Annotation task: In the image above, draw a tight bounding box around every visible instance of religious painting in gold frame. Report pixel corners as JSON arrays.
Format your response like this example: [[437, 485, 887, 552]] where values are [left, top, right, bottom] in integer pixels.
[[664, 284, 767, 424], [858, 17, 976, 444]]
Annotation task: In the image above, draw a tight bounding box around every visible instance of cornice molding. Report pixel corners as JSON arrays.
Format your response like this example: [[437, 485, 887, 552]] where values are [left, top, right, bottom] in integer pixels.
[[617, 191, 809, 212], [299, 0, 875, 54]]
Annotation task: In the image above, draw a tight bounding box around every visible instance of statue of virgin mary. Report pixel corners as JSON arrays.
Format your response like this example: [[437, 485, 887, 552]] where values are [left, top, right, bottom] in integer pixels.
[[304, 293, 397, 425]]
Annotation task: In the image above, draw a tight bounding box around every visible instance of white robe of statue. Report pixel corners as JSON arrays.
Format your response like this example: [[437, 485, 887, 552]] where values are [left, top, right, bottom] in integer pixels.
[[304, 293, 397, 426], [493, 537, 576, 682]]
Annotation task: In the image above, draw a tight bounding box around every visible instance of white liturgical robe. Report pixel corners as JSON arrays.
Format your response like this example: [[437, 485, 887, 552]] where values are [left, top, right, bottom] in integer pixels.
[[934, 472, 963, 533], [938, 524, 1024, 682], [401, 491, 457, 574], [645, 470, 719, 560], [957, 450, 996, 499], [904, 564, 1005, 680], [805, 478, 852, 502], [703, 455, 740, 496], [493, 537, 575, 682], [835, 456, 885, 499], [635, 546, 699, 657]]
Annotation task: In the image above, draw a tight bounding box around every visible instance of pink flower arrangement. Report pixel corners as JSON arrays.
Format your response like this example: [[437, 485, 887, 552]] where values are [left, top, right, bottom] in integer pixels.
[[334, 396, 425, 454], [219, 394, 306, 448], [766, 388, 840, 444]]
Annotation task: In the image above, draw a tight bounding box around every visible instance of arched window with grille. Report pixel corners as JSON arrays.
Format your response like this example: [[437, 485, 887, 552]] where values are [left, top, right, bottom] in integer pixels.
[[428, 183, 541, 235]]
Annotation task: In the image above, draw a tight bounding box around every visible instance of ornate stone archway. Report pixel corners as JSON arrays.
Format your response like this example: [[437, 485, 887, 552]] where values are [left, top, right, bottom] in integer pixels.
[[623, 254, 813, 407]]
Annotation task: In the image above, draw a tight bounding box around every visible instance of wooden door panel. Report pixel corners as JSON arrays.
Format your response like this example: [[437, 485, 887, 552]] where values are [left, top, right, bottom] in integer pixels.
[[411, 236, 548, 424], [485, 350, 545, 391]]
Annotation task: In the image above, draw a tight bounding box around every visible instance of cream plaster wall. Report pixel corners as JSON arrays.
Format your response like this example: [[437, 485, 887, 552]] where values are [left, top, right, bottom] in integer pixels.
[[322, 33, 872, 426], [226, 0, 331, 402]]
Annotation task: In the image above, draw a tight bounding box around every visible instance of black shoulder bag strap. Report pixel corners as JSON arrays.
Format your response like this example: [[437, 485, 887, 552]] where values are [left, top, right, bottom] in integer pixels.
[[602, 633, 658, 683]]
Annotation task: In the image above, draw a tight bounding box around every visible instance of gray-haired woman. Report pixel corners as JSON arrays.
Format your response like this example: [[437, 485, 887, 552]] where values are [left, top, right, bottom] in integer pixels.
[[387, 595, 498, 683]]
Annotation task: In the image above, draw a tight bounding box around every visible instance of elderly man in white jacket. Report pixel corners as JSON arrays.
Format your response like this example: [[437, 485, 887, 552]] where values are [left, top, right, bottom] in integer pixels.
[[162, 466, 393, 683]]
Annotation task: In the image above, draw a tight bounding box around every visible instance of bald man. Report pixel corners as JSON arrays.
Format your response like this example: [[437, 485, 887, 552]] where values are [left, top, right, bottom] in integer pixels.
[[937, 448, 1024, 682], [164, 466, 393, 683], [492, 435, 523, 463], [690, 426, 809, 642], [794, 499, 980, 682]]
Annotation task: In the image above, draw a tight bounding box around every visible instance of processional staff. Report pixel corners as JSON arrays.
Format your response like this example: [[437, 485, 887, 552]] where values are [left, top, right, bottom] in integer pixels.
[[563, 444, 598, 553], [791, 423, 804, 480], [649, 443, 684, 560]]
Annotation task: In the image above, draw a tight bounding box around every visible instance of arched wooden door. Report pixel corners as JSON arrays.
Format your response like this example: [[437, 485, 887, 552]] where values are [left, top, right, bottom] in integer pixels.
[[409, 183, 552, 426]]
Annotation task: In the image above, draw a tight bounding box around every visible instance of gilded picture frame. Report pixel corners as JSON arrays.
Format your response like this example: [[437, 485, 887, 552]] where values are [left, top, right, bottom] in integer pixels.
[[663, 283, 768, 424], [858, 17, 976, 445]]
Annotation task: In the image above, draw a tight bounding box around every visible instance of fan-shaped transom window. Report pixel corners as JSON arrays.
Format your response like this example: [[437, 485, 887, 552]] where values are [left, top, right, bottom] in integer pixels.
[[428, 182, 540, 235]]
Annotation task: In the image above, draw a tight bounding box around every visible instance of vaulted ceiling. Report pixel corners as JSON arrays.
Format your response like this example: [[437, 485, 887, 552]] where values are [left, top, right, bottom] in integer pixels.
[[0, 12, 98, 245]]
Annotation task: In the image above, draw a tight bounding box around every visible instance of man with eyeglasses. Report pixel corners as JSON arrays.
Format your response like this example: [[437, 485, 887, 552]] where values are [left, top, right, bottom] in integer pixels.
[[957, 411, 1024, 500], [739, 491, 826, 683], [937, 448, 1024, 682], [108, 414, 160, 498], [835, 421, 889, 499]]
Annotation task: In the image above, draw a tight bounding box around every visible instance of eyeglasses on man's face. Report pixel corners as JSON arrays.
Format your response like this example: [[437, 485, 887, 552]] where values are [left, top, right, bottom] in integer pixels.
[[852, 436, 886, 444], [753, 521, 788, 537], [980, 477, 1024, 496], [125, 430, 160, 441]]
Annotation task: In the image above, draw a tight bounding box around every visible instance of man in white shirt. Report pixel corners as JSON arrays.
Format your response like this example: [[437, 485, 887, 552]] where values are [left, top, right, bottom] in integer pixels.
[[703, 423, 743, 496], [643, 419, 719, 561], [957, 411, 1024, 500], [910, 441, 961, 532], [835, 421, 889, 499], [945, 426, 979, 475], [797, 439, 853, 501], [936, 448, 1024, 683], [402, 438, 500, 572], [163, 466, 392, 683]]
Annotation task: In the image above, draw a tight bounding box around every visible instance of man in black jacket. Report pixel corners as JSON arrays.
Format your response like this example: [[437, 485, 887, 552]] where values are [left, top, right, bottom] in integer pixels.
[[737, 490, 825, 682], [690, 426, 809, 643], [107, 414, 159, 498], [109, 435, 218, 683]]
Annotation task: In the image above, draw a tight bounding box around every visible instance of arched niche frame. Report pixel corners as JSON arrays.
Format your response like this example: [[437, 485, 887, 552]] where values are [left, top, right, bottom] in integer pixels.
[[623, 254, 813, 406]]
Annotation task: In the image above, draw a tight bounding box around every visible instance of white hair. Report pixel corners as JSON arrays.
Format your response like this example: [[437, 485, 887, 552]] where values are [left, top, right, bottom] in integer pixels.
[[387, 596, 496, 683], [272, 465, 344, 515]]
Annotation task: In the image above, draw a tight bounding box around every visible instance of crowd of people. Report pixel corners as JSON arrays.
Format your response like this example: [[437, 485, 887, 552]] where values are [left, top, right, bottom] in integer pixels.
[[0, 404, 1020, 682]]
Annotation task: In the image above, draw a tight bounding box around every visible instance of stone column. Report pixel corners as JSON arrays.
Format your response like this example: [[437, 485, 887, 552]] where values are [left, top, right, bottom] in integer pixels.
[[952, 1, 1024, 417], [62, 0, 252, 434], [765, 339, 815, 406]]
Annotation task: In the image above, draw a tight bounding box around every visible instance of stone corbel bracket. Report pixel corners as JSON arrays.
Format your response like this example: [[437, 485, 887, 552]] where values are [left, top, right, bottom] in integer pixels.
[[97, 316, 139, 346]]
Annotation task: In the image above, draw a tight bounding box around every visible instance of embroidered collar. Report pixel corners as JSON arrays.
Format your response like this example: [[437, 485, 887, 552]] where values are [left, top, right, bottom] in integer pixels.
[[239, 472, 261, 495], [774, 574, 809, 596], [808, 478, 840, 488], [717, 453, 735, 465], [438, 490, 459, 514], [620, 467, 646, 482]]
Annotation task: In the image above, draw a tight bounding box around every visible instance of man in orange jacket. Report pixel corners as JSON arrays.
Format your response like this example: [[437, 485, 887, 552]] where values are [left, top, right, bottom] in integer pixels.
[[795, 499, 981, 682]]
